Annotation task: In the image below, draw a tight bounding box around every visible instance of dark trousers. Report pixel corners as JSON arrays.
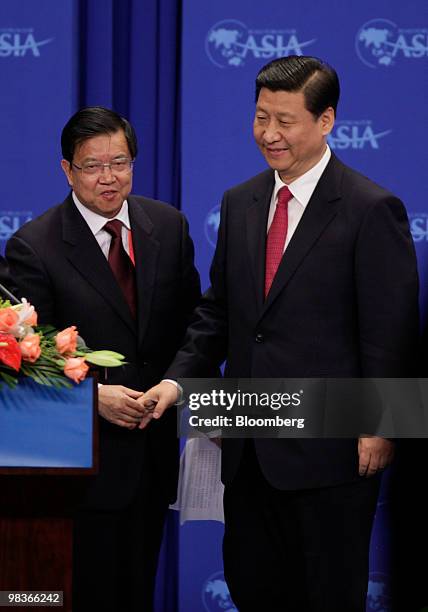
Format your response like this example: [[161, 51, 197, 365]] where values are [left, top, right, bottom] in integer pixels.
[[223, 441, 380, 612], [72, 475, 169, 612]]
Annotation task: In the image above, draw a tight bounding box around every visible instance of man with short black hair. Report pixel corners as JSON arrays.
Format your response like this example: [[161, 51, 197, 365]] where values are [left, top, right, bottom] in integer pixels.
[[6, 106, 201, 612], [141, 56, 419, 611]]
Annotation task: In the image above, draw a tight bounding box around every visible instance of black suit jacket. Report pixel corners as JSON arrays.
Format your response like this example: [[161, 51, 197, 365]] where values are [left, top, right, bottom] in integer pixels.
[[6, 194, 201, 509], [166, 154, 419, 489], [0, 254, 17, 299]]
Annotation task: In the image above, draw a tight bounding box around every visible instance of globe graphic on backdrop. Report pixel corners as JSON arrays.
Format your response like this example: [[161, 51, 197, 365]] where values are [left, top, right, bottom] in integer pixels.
[[204, 204, 221, 248], [356, 19, 398, 68], [202, 571, 238, 612], [366, 573, 391, 612], [202, 570, 391, 611], [205, 20, 248, 67]]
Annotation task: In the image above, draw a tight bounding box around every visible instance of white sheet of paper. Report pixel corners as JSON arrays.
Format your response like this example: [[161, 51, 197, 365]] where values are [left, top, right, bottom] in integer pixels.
[[170, 435, 224, 524]]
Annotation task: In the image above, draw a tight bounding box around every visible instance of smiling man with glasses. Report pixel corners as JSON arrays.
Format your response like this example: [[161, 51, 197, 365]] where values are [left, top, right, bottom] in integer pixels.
[[61, 111, 136, 219], [5, 106, 201, 612]]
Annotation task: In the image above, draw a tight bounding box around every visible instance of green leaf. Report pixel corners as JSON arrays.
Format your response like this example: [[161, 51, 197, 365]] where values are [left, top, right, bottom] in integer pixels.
[[0, 370, 18, 389], [93, 350, 125, 359], [85, 352, 126, 367]]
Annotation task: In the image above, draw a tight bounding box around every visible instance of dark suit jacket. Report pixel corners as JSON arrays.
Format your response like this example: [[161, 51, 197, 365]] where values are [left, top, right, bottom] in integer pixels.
[[166, 154, 419, 490], [0, 254, 17, 299], [6, 194, 201, 509]]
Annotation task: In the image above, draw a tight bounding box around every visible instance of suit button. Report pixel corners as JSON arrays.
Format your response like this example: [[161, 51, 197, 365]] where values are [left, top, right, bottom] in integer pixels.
[[255, 333, 264, 343]]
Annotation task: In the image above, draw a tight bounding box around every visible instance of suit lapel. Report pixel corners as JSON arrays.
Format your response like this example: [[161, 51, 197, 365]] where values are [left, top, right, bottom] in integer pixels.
[[262, 155, 343, 315], [61, 195, 136, 334], [246, 171, 275, 315], [128, 197, 160, 346]]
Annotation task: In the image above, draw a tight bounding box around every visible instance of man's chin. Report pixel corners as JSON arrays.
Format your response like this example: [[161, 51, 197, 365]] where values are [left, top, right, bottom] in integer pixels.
[[266, 160, 292, 177], [90, 200, 124, 218]]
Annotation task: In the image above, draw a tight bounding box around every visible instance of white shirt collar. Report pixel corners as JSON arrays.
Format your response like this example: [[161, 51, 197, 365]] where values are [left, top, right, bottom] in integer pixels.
[[273, 145, 332, 208], [72, 192, 131, 235]]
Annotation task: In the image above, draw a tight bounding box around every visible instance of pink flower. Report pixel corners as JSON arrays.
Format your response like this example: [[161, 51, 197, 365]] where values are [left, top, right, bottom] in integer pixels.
[[55, 326, 78, 355], [23, 308, 38, 327], [20, 334, 41, 363], [63, 357, 89, 383], [0, 308, 19, 333]]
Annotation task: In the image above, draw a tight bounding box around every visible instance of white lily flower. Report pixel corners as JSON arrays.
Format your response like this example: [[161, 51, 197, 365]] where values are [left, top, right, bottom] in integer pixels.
[[9, 298, 36, 339]]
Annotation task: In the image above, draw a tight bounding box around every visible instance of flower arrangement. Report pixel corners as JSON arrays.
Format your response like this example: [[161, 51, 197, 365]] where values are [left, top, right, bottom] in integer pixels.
[[0, 298, 125, 389]]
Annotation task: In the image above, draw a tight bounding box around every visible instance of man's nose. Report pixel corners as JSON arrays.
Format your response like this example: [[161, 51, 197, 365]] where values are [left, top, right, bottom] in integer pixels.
[[263, 125, 281, 143], [99, 164, 115, 182]]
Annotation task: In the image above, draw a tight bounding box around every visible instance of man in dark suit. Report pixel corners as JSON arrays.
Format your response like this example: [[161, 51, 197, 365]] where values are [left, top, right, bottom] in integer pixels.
[[5, 107, 201, 612], [139, 57, 419, 611]]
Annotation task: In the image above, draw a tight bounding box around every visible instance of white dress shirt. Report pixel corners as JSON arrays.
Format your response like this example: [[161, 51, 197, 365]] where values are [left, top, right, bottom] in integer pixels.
[[72, 192, 131, 257], [267, 145, 332, 251], [72, 193, 132, 389]]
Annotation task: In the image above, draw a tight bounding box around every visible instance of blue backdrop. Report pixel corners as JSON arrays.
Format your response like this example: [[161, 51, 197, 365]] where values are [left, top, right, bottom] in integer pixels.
[[1, 1, 427, 611], [0, 1, 76, 246]]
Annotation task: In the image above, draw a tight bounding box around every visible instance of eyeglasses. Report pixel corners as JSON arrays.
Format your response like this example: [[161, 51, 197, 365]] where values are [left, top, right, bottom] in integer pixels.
[[72, 158, 134, 176]]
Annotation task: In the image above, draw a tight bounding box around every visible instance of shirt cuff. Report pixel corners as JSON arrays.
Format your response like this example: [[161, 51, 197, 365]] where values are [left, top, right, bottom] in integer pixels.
[[162, 379, 185, 405]]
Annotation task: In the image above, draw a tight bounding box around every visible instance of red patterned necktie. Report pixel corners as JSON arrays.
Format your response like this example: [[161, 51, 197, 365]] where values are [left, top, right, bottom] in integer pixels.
[[264, 186, 293, 298], [103, 219, 137, 318]]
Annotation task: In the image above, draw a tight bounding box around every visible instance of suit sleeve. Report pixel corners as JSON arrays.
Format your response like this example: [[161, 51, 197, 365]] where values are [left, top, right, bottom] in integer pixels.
[[355, 195, 419, 376], [164, 193, 230, 378], [5, 234, 56, 325]]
